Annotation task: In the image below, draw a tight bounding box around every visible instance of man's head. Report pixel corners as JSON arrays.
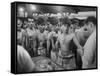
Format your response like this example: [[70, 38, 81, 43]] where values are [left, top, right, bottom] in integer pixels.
[[17, 19, 22, 28], [22, 20, 28, 29], [71, 18, 79, 29], [60, 25, 67, 33], [84, 16, 97, 34], [60, 17, 71, 33]]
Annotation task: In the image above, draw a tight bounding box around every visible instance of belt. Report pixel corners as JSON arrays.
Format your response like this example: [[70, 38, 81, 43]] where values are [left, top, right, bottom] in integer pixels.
[[58, 50, 74, 59], [38, 47, 46, 55]]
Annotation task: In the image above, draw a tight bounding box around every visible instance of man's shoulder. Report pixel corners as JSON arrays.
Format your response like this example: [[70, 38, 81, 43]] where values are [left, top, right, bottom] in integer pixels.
[[69, 33, 75, 37], [75, 27, 83, 33], [17, 45, 26, 54]]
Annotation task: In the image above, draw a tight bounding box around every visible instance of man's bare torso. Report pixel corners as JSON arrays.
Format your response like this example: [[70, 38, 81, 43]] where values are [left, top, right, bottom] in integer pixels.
[[58, 33, 74, 56]]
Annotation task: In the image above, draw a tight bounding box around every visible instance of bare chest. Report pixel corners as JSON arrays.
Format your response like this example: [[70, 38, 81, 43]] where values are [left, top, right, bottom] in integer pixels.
[[59, 34, 73, 45]]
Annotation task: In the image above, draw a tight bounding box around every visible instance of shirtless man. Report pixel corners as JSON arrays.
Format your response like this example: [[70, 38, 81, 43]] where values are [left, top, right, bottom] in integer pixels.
[[46, 25, 60, 59], [56, 18, 83, 69], [25, 23, 38, 57], [47, 28, 57, 60], [17, 19, 25, 46], [37, 27, 48, 56]]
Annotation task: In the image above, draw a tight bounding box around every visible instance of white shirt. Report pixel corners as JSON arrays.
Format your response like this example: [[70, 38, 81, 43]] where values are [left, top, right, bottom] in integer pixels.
[[17, 45, 35, 73], [82, 29, 96, 69]]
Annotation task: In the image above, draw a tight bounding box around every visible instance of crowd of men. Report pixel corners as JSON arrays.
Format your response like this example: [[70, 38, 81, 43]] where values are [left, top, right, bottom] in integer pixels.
[[17, 16, 97, 73]]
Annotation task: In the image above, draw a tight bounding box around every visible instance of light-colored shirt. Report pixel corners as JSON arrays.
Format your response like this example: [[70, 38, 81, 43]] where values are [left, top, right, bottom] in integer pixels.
[[82, 29, 96, 69], [17, 45, 35, 73]]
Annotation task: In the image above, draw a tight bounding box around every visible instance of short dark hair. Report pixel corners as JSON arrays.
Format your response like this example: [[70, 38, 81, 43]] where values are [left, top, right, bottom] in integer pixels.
[[85, 16, 97, 26], [71, 18, 79, 25], [60, 17, 71, 27]]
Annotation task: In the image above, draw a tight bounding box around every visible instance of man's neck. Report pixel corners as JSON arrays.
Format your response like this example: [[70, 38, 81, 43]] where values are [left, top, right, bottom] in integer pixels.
[[93, 26, 96, 32], [62, 32, 67, 36]]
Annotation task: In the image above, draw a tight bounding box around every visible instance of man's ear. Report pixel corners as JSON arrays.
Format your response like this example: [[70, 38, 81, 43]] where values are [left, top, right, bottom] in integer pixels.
[[89, 22, 94, 28]]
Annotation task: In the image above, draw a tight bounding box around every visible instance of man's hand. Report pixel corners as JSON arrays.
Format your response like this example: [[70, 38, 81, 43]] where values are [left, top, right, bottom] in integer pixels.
[[77, 47, 84, 56]]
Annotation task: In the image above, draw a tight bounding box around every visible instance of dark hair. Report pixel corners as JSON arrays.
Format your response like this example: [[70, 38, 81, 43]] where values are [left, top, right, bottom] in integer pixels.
[[60, 17, 71, 27], [47, 17, 58, 25], [71, 18, 79, 25], [36, 17, 45, 25], [85, 16, 97, 26]]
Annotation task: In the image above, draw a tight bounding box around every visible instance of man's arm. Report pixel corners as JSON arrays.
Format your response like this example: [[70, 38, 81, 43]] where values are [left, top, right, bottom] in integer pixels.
[[51, 38, 56, 51], [55, 38, 60, 51], [72, 34, 84, 56], [47, 39, 50, 52]]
